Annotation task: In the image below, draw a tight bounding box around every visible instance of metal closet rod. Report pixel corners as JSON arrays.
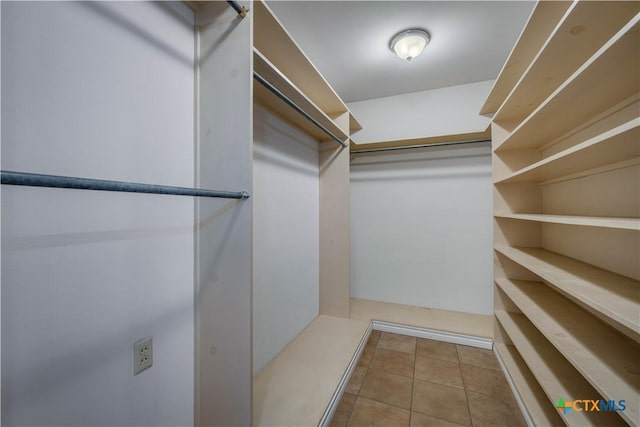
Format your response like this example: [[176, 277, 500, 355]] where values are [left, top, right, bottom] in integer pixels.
[[350, 138, 492, 154], [0, 171, 250, 200], [253, 71, 348, 148], [227, 1, 249, 18]]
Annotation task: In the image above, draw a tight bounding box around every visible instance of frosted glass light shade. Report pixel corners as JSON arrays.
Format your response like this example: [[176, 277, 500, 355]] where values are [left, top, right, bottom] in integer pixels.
[[389, 29, 430, 61]]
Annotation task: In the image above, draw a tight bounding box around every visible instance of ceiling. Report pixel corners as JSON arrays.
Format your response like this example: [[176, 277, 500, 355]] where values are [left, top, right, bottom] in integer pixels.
[[266, 1, 535, 103]]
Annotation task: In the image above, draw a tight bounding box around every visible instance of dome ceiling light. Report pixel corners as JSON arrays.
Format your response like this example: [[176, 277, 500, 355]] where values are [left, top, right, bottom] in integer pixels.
[[389, 28, 430, 62]]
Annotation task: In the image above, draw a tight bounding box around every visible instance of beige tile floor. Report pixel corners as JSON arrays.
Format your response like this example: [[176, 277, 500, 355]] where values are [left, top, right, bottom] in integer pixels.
[[331, 331, 526, 427]]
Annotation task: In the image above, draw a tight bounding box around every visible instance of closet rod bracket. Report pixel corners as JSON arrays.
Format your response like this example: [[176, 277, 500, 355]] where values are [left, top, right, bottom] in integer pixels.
[[227, 1, 249, 18]]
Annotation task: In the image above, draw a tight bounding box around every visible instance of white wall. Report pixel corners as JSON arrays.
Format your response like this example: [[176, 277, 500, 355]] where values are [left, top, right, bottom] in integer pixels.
[[1, 4, 3, 423], [253, 104, 320, 374], [348, 80, 493, 144], [194, 2, 253, 424], [1, 2, 195, 425], [350, 143, 494, 316]]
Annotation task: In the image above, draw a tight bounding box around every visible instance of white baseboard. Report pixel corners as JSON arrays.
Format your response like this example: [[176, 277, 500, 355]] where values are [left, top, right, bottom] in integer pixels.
[[372, 320, 493, 349], [318, 322, 372, 427], [493, 346, 535, 427]]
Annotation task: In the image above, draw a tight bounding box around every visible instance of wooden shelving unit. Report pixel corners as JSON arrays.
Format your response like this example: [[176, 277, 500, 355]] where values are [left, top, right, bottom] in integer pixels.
[[494, 343, 564, 427], [494, 213, 639, 231], [251, 2, 358, 424], [495, 245, 640, 342], [253, 48, 348, 141], [495, 118, 639, 184], [495, 17, 639, 152], [493, 2, 640, 126], [495, 310, 627, 427], [252, 0, 353, 323], [349, 129, 491, 153], [253, 0, 347, 120], [486, 3, 640, 426], [496, 278, 639, 426], [349, 112, 363, 134], [479, 1, 572, 116], [253, 315, 370, 427]]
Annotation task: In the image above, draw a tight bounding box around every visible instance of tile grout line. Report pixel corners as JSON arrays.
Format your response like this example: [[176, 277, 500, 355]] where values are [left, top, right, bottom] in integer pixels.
[[356, 395, 412, 413], [412, 339, 479, 425], [410, 377, 466, 391], [409, 337, 417, 425], [344, 389, 358, 425], [367, 362, 418, 380], [360, 333, 416, 415], [457, 345, 475, 427], [345, 333, 377, 426], [345, 334, 373, 426]]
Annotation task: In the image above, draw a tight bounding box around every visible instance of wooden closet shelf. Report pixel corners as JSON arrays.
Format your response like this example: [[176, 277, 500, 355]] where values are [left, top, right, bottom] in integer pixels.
[[494, 343, 564, 427], [496, 118, 640, 184], [349, 112, 362, 133], [253, 0, 347, 116], [495, 18, 640, 152], [495, 278, 640, 425], [480, 1, 572, 116], [493, 2, 640, 125], [494, 213, 640, 231], [350, 298, 493, 340], [253, 315, 369, 427], [348, 130, 491, 153], [253, 48, 348, 142], [494, 245, 640, 342], [489, 2, 640, 426], [496, 310, 627, 427]]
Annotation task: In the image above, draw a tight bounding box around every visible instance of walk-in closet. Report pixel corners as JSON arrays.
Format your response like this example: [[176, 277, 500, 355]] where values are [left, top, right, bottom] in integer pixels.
[[1, 1, 638, 426]]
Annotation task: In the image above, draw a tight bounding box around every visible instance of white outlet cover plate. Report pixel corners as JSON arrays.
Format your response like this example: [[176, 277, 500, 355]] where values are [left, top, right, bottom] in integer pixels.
[[134, 337, 153, 375]]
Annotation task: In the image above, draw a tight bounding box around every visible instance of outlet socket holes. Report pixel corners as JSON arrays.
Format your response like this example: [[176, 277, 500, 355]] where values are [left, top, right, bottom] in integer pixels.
[[133, 337, 153, 375]]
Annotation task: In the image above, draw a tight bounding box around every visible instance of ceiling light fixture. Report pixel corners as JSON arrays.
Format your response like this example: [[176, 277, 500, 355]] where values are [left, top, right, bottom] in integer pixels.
[[389, 28, 430, 62]]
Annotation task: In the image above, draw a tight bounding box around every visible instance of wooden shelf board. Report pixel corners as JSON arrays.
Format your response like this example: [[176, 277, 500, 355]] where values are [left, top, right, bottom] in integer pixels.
[[349, 130, 491, 153], [494, 343, 565, 427], [494, 245, 640, 342], [349, 112, 363, 133], [253, 0, 347, 116], [494, 2, 640, 124], [494, 213, 640, 231], [497, 119, 640, 184], [253, 48, 348, 143], [480, 1, 572, 116], [495, 278, 640, 425], [253, 315, 369, 426], [350, 298, 493, 339], [496, 310, 627, 427], [496, 18, 640, 152]]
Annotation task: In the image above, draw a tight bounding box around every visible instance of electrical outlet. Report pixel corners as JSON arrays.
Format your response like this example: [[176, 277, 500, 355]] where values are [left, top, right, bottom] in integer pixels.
[[133, 337, 153, 375]]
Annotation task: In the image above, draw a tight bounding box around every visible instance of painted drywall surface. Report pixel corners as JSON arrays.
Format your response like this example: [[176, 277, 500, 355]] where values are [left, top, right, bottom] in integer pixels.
[[348, 80, 493, 144], [1, 4, 3, 424], [194, 2, 253, 425], [253, 104, 320, 375], [350, 143, 493, 316], [1, 2, 195, 426]]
